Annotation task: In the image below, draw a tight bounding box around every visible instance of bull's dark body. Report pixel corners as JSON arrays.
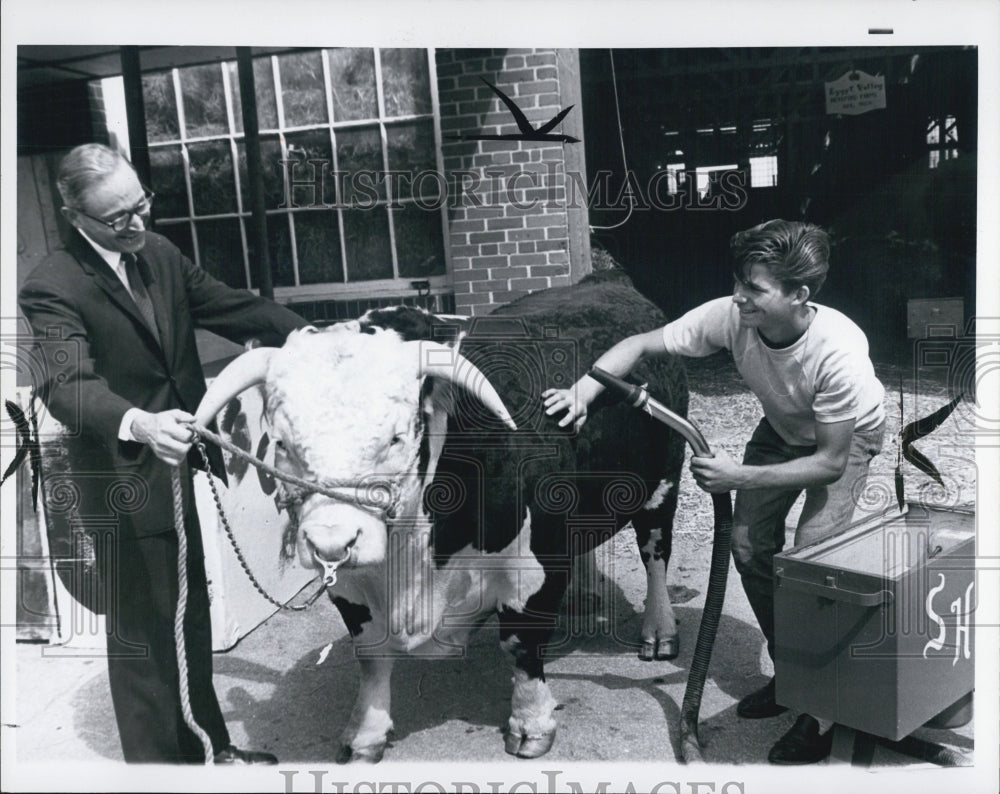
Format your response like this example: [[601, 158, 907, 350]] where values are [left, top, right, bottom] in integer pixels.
[[364, 270, 687, 564], [349, 271, 688, 759]]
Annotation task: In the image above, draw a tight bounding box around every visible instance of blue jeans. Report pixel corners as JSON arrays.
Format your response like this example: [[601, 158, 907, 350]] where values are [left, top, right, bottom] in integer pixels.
[[731, 418, 885, 661]]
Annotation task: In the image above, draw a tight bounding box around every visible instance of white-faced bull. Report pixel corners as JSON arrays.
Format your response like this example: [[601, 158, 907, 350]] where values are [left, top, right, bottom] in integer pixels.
[[195, 271, 688, 762]]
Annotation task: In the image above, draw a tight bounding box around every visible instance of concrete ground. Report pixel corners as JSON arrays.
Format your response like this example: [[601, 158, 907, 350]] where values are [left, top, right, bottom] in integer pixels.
[[7, 514, 980, 793]]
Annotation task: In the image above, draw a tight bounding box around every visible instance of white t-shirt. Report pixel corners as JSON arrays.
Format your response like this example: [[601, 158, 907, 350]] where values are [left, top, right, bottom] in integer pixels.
[[662, 297, 885, 446]]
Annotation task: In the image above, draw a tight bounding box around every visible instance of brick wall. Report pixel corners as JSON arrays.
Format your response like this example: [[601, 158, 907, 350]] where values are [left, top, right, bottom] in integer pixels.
[[437, 49, 591, 316]]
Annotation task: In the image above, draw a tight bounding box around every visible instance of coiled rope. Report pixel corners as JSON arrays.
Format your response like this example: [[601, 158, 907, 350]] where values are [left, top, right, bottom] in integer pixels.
[[171, 466, 215, 765]]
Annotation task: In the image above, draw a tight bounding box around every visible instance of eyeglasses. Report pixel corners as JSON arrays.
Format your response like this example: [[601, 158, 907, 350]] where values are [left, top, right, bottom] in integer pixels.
[[72, 190, 155, 233]]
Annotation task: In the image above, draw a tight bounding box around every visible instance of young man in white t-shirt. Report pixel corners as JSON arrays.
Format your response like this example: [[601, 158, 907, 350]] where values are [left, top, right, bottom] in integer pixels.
[[543, 219, 885, 764]]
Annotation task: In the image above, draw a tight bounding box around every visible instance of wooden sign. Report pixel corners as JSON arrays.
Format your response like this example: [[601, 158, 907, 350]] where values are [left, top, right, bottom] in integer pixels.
[[825, 69, 887, 116]]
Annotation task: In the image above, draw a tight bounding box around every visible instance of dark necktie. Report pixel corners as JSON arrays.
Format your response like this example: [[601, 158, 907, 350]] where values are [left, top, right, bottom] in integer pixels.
[[122, 253, 160, 342]]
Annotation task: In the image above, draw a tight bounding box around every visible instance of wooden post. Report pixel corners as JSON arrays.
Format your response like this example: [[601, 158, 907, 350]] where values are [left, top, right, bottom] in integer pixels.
[[119, 46, 152, 189], [236, 47, 274, 299], [557, 48, 591, 283]]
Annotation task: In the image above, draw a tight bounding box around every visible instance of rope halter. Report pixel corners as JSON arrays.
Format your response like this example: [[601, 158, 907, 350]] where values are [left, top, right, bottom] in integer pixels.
[[192, 422, 402, 519]]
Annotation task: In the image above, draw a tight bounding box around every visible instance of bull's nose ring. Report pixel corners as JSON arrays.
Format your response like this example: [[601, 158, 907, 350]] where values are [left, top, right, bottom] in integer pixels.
[[310, 529, 362, 587]]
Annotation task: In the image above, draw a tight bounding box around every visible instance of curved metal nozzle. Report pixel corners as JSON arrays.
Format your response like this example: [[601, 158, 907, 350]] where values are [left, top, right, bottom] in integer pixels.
[[588, 367, 730, 764], [588, 367, 713, 457]]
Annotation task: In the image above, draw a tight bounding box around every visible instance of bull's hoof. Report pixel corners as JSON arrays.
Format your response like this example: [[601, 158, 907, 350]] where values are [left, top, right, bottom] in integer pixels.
[[504, 729, 556, 759], [638, 634, 679, 661], [336, 742, 386, 764]]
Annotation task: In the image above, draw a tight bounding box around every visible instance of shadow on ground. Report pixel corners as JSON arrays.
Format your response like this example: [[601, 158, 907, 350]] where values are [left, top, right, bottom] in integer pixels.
[[190, 575, 766, 764], [61, 567, 973, 766]]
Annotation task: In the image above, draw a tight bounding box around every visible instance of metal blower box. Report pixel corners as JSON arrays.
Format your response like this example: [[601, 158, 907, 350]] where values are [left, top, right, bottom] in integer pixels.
[[773, 503, 975, 741]]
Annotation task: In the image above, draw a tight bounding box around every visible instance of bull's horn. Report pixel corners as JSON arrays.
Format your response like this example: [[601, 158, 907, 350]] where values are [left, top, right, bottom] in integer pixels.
[[194, 347, 276, 426], [415, 342, 517, 431]]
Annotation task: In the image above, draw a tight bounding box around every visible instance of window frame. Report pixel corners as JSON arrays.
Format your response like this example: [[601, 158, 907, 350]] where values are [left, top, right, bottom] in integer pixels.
[[926, 115, 959, 171], [147, 47, 451, 301]]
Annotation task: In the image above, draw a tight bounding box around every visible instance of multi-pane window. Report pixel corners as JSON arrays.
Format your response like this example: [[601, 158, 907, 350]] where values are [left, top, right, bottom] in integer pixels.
[[747, 120, 778, 188], [749, 156, 778, 188], [142, 48, 448, 296], [927, 115, 959, 170], [655, 120, 779, 194]]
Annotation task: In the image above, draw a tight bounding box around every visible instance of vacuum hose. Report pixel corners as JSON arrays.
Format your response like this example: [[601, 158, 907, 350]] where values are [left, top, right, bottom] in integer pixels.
[[589, 367, 733, 763]]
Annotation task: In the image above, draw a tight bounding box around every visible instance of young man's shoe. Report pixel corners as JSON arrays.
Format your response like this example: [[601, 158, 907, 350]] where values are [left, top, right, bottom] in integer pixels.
[[736, 677, 789, 719], [767, 714, 833, 765]]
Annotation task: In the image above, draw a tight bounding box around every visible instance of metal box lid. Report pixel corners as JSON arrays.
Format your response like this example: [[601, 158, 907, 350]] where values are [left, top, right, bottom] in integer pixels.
[[777, 503, 973, 579]]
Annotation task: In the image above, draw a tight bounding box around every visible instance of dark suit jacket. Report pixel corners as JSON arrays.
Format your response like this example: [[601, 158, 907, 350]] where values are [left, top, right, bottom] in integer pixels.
[[18, 229, 307, 538]]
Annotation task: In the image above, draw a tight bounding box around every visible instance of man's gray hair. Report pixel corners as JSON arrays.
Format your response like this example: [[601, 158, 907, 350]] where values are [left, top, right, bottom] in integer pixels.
[[57, 143, 134, 208]]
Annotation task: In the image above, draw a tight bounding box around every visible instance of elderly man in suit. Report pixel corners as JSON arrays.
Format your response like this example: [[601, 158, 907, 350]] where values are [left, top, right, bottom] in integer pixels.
[[19, 143, 308, 764]]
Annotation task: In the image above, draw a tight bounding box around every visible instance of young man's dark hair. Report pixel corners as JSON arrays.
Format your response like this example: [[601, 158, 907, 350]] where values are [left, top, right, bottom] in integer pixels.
[[730, 219, 831, 298]]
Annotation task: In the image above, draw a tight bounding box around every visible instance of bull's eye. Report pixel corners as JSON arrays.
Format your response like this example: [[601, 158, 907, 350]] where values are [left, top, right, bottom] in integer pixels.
[[390, 434, 404, 446]]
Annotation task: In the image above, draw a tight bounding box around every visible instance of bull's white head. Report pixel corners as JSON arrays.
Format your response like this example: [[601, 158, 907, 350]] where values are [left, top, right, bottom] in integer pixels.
[[194, 324, 516, 574]]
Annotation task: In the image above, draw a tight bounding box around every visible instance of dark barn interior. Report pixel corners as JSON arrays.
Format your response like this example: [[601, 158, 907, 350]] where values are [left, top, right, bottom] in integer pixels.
[[579, 47, 977, 362]]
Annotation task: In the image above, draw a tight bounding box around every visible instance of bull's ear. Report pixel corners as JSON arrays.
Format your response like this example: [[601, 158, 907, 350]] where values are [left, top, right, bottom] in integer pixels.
[[424, 377, 455, 421]]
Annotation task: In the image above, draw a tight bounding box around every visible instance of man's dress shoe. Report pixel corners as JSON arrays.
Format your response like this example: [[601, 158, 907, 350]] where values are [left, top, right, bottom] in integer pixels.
[[214, 744, 279, 765]]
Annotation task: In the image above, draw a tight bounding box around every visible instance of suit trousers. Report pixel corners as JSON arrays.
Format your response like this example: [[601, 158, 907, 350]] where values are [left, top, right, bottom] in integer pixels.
[[731, 417, 885, 661], [102, 469, 230, 763]]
